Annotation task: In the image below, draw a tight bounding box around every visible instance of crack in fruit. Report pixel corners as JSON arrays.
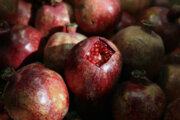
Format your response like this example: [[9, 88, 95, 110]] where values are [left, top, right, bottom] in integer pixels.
[[85, 40, 115, 67]]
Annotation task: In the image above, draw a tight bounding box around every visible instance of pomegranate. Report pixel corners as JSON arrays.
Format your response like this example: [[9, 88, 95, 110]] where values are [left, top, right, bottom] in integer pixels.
[[112, 74, 166, 120], [65, 36, 122, 100], [0, 24, 42, 69], [164, 98, 180, 120], [111, 25, 165, 79], [44, 24, 87, 74], [116, 12, 136, 31], [35, 2, 70, 36], [158, 64, 180, 103], [75, 0, 121, 34], [119, 0, 151, 14], [1, 0, 31, 25], [4, 63, 69, 120], [139, 6, 180, 53]]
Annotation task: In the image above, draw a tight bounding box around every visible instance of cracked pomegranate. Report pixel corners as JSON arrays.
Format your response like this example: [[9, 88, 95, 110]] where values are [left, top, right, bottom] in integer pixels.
[[65, 36, 122, 100], [4, 63, 69, 120]]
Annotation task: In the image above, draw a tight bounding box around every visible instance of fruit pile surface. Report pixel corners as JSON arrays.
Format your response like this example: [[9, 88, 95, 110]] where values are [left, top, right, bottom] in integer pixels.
[[0, 0, 180, 120]]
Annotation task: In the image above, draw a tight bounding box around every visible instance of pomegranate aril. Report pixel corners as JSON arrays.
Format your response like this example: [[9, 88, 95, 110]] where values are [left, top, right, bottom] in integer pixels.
[[85, 40, 115, 67]]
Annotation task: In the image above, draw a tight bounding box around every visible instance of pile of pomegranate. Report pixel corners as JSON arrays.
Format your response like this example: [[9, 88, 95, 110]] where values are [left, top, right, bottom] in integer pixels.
[[0, 0, 180, 120]]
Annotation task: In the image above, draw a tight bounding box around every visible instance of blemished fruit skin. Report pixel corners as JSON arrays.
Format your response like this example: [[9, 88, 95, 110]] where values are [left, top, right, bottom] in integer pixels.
[[139, 6, 179, 53], [158, 64, 180, 103], [35, 2, 70, 36], [65, 36, 122, 100], [165, 98, 180, 120], [0, 24, 42, 69], [1, 0, 32, 25], [112, 78, 166, 120], [4, 63, 69, 120], [120, 0, 151, 14], [44, 31, 87, 74], [75, 0, 121, 34], [111, 26, 165, 79]]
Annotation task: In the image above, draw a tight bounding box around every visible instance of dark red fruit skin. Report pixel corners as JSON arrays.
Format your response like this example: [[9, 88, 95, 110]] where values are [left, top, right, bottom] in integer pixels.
[[1, 0, 31, 25], [44, 30, 87, 74], [111, 26, 165, 79], [0, 24, 42, 69], [75, 0, 121, 34], [4, 63, 69, 120], [35, 2, 70, 36], [158, 64, 180, 103], [139, 6, 180, 53], [120, 0, 151, 14], [116, 12, 136, 31], [165, 98, 180, 120], [65, 36, 122, 100], [0, 113, 11, 120], [112, 78, 166, 120]]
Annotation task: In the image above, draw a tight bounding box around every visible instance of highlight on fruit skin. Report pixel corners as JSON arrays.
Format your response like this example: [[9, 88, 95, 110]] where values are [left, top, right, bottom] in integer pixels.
[[4, 63, 69, 120], [75, 0, 121, 34], [65, 36, 123, 101]]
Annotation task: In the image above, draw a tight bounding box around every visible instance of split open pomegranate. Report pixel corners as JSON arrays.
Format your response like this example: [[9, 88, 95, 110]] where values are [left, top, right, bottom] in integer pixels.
[[65, 36, 122, 100]]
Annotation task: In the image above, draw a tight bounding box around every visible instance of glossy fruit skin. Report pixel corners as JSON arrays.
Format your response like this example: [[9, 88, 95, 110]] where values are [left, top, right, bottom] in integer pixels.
[[165, 98, 180, 120], [158, 64, 180, 103], [2, 0, 31, 25], [111, 26, 165, 79], [75, 0, 121, 34], [35, 2, 70, 36], [0, 24, 42, 69], [4, 63, 69, 120], [120, 0, 151, 14], [65, 36, 122, 100], [44, 32, 87, 74], [139, 6, 179, 53], [112, 78, 166, 120]]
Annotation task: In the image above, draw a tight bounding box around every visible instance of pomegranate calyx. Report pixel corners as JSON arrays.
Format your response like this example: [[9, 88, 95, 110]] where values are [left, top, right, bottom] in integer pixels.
[[131, 70, 147, 79], [1, 67, 15, 80], [141, 20, 154, 32], [66, 23, 78, 34]]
